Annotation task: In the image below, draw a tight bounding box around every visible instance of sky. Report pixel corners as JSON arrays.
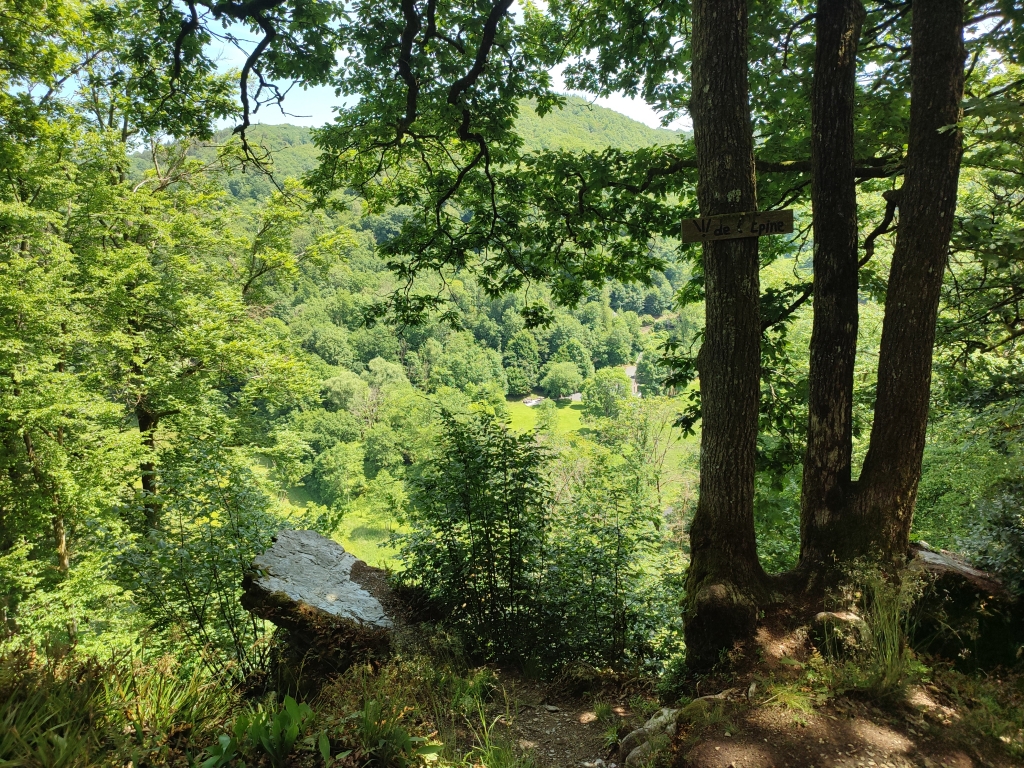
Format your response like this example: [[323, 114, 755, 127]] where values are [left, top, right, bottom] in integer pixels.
[[211, 29, 692, 133]]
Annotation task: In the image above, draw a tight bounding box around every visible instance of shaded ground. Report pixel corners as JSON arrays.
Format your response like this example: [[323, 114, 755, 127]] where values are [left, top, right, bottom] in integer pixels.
[[485, 677, 1021, 768], [511, 699, 614, 767], [671, 687, 1016, 768], [471, 618, 1024, 768]]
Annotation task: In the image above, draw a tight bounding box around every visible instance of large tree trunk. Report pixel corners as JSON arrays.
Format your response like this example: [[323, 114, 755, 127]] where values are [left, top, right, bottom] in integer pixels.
[[820, 0, 966, 566], [684, 0, 767, 670], [799, 0, 866, 573]]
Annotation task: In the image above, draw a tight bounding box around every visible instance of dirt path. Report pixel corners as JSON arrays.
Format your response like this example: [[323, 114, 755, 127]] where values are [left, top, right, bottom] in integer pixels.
[[674, 688, 1005, 768], [491, 677, 1018, 768]]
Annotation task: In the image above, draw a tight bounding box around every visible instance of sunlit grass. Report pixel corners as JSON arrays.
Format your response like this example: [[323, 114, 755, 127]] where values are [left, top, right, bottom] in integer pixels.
[[505, 398, 585, 433], [335, 507, 404, 569]]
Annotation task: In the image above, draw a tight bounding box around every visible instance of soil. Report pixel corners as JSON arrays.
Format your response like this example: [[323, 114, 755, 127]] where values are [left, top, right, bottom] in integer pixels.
[[509, 696, 620, 767], [479, 615, 1023, 768], [670, 687, 1015, 768], [487, 675, 1020, 768]]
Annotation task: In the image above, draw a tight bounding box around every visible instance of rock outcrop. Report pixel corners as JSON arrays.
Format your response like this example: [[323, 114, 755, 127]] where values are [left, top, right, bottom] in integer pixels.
[[241, 530, 395, 678], [909, 542, 1023, 669]]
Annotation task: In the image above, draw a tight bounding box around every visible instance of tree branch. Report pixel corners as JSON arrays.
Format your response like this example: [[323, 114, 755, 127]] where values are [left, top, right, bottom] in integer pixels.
[[861, 187, 902, 266]]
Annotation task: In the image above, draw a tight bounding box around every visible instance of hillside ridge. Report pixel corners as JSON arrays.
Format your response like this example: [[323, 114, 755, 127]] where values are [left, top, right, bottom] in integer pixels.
[[174, 96, 685, 200]]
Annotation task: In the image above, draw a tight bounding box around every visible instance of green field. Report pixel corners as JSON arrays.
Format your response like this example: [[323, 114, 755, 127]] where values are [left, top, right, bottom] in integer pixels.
[[337, 508, 403, 569], [505, 398, 586, 433]]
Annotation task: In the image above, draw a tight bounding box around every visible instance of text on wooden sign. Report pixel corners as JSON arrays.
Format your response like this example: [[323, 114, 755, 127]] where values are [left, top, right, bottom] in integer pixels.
[[681, 209, 794, 243]]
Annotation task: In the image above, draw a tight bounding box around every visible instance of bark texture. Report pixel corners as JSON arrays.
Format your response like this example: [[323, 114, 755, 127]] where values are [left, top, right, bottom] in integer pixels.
[[825, 0, 966, 565], [799, 0, 866, 570], [684, 0, 766, 669]]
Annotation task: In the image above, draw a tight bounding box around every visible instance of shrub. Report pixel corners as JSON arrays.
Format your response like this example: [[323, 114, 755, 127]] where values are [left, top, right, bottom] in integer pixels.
[[959, 481, 1024, 595], [399, 411, 548, 663]]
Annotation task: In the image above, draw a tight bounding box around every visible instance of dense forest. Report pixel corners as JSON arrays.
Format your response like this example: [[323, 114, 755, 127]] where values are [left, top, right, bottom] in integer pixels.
[[2, 0, 1024, 766]]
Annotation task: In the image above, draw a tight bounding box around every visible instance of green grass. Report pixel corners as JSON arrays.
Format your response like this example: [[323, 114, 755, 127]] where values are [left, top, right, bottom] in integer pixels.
[[335, 508, 404, 569], [505, 398, 585, 433]]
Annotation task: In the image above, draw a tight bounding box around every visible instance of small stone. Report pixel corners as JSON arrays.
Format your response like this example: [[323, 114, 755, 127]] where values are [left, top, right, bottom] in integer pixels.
[[811, 610, 871, 658], [544, 704, 561, 712]]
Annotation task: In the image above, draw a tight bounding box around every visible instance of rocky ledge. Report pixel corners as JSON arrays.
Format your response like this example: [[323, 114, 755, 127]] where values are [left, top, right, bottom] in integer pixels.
[[241, 530, 395, 676], [910, 542, 1022, 669]]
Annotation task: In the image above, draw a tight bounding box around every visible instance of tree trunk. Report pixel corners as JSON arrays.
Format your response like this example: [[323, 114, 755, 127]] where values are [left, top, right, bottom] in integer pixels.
[[137, 406, 161, 529], [823, 0, 966, 566], [53, 513, 69, 573], [799, 0, 866, 573], [684, 0, 767, 670]]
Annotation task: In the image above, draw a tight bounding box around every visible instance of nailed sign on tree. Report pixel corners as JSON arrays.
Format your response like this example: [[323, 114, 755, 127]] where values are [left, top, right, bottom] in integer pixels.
[[681, 209, 794, 243]]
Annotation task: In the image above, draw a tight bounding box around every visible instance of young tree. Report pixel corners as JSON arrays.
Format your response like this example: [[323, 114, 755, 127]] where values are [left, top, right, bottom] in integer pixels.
[[504, 329, 541, 395], [581, 367, 633, 420], [541, 362, 583, 399]]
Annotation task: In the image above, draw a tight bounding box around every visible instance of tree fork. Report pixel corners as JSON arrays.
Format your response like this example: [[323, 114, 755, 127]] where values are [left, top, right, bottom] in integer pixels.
[[830, 0, 966, 566], [684, 0, 767, 670], [798, 0, 865, 575]]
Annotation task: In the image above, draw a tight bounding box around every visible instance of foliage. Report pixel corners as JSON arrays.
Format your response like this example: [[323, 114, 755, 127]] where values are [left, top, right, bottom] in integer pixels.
[[235, 696, 314, 767], [540, 362, 583, 399], [581, 367, 634, 420], [817, 567, 927, 701], [119, 443, 303, 676], [400, 407, 683, 671], [959, 482, 1024, 596], [350, 698, 442, 767], [399, 410, 549, 663], [6, 0, 1024, 758], [0, 652, 231, 767], [932, 666, 1024, 760], [551, 337, 595, 379]]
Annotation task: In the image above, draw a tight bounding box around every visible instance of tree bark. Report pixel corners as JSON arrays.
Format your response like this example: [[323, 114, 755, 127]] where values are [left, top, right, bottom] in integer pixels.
[[823, 0, 966, 566], [137, 405, 161, 529], [684, 0, 767, 669], [799, 0, 866, 572]]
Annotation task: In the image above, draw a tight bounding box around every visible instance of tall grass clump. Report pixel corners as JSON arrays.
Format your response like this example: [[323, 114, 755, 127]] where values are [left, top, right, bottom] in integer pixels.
[[0, 650, 233, 766], [820, 564, 925, 700]]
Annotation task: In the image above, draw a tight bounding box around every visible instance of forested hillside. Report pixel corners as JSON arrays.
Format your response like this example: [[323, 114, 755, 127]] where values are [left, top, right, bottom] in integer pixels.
[[3, 0, 1024, 766], [150, 97, 683, 202]]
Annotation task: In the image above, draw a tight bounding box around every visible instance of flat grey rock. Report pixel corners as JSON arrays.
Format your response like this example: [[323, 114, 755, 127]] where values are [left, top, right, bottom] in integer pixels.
[[245, 529, 392, 628]]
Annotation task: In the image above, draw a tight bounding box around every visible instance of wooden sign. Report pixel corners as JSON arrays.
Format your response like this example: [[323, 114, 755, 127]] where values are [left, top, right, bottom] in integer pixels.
[[681, 209, 794, 243]]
